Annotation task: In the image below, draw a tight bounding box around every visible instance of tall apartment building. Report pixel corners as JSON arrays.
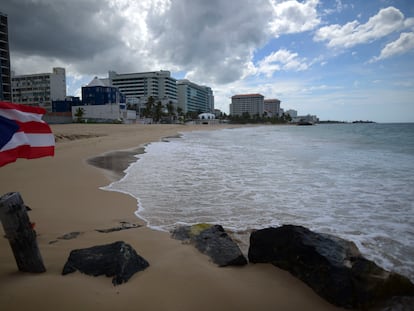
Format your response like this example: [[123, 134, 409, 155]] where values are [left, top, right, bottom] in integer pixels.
[[12, 67, 66, 111], [108, 70, 178, 104], [264, 98, 281, 117], [177, 79, 214, 114], [0, 12, 11, 101], [230, 94, 264, 117]]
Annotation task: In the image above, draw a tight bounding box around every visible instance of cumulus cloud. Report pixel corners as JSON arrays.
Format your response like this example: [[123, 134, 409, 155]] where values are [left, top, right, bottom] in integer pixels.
[[2, 0, 334, 86], [269, 0, 320, 36], [256, 49, 309, 77], [314, 6, 407, 48], [145, 0, 274, 84], [370, 32, 414, 62]]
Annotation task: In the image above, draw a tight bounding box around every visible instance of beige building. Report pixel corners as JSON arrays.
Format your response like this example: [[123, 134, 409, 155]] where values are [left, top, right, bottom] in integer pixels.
[[264, 98, 281, 117], [230, 93, 264, 116], [12, 67, 66, 111]]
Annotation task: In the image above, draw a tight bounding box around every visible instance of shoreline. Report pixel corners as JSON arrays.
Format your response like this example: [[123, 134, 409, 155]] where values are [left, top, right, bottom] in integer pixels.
[[0, 123, 345, 311], [87, 147, 146, 181]]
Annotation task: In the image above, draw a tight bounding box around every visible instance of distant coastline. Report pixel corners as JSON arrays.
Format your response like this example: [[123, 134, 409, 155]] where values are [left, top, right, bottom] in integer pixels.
[[318, 120, 376, 124]]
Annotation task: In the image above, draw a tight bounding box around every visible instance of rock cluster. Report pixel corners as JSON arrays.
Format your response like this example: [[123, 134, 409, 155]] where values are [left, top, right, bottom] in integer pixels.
[[248, 225, 414, 309], [62, 241, 149, 285], [172, 224, 248, 267], [60, 223, 414, 310]]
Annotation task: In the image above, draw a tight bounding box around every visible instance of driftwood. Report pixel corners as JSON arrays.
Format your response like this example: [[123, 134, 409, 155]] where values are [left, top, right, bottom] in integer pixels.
[[0, 192, 46, 273]]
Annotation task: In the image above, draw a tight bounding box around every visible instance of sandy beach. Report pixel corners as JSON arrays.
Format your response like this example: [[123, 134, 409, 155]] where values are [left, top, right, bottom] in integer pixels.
[[0, 123, 345, 311]]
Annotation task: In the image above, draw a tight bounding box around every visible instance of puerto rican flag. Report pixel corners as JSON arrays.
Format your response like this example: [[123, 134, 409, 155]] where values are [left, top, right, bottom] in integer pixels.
[[0, 101, 55, 167]]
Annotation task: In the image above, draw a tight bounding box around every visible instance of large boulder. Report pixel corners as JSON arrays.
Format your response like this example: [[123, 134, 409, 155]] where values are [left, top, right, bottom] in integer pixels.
[[172, 224, 248, 267], [62, 241, 149, 285], [248, 225, 414, 309]]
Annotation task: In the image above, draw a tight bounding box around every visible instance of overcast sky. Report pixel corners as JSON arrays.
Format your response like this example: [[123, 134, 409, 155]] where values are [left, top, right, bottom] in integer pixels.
[[3, 0, 414, 122]]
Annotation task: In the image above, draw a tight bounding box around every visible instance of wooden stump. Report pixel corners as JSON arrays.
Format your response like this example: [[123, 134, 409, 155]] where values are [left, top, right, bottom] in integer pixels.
[[0, 192, 46, 273]]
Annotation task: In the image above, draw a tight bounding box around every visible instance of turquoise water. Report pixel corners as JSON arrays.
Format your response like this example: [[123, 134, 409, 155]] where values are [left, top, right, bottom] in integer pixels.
[[105, 123, 414, 281]]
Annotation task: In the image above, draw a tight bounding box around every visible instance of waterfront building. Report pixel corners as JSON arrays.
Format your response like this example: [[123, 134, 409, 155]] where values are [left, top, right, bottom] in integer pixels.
[[292, 114, 319, 124], [0, 12, 11, 101], [177, 79, 214, 114], [42, 96, 82, 124], [264, 98, 281, 117], [198, 112, 215, 120], [109, 70, 177, 103], [11, 67, 66, 111], [52, 96, 81, 112], [230, 93, 264, 117], [82, 76, 125, 105], [71, 103, 136, 124], [285, 109, 298, 118]]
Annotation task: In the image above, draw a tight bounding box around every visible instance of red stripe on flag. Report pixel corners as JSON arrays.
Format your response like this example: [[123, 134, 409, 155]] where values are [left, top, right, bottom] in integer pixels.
[[0, 101, 46, 114], [0, 101, 54, 167], [26, 145, 55, 158], [0, 145, 55, 167], [15, 120, 53, 134]]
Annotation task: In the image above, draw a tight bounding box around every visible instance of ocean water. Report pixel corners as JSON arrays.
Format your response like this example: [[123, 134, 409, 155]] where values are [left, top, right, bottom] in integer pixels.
[[104, 123, 414, 281]]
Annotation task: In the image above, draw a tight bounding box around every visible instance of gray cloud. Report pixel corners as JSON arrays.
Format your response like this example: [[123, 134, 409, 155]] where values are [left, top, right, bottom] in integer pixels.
[[4, 0, 276, 84], [146, 0, 274, 83], [3, 0, 126, 60]]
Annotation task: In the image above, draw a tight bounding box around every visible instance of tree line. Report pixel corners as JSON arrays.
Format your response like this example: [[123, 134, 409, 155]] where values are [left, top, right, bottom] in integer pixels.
[[228, 111, 292, 124]]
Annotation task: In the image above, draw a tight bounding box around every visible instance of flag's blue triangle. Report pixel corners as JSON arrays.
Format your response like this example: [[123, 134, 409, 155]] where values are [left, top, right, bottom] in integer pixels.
[[0, 115, 19, 149]]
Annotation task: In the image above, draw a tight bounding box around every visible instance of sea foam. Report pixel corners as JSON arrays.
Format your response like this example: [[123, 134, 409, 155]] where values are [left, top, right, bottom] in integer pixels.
[[104, 124, 414, 281]]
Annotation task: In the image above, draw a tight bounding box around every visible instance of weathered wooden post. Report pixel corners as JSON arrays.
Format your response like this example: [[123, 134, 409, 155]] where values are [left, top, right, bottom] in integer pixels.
[[0, 192, 46, 273]]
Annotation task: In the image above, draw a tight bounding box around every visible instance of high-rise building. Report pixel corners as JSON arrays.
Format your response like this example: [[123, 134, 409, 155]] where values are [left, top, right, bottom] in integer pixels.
[[0, 12, 11, 101], [12, 67, 66, 111], [264, 98, 281, 117], [109, 70, 178, 104], [177, 79, 214, 114], [230, 94, 264, 117]]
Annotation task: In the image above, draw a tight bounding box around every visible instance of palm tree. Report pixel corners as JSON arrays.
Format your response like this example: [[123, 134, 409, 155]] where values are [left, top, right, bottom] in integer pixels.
[[177, 107, 183, 116], [154, 101, 163, 122], [74, 107, 84, 123], [167, 102, 175, 116], [143, 96, 155, 118]]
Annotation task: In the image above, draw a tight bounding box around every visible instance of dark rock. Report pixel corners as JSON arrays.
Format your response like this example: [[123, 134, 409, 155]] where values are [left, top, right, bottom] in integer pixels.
[[95, 221, 141, 233], [248, 225, 414, 309], [172, 224, 247, 267], [171, 223, 212, 241], [58, 231, 82, 240], [378, 296, 414, 311], [62, 241, 149, 285]]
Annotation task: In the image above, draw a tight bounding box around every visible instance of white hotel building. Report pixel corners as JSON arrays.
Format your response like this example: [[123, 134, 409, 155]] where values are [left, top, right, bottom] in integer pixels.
[[109, 70, 178, 105]]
